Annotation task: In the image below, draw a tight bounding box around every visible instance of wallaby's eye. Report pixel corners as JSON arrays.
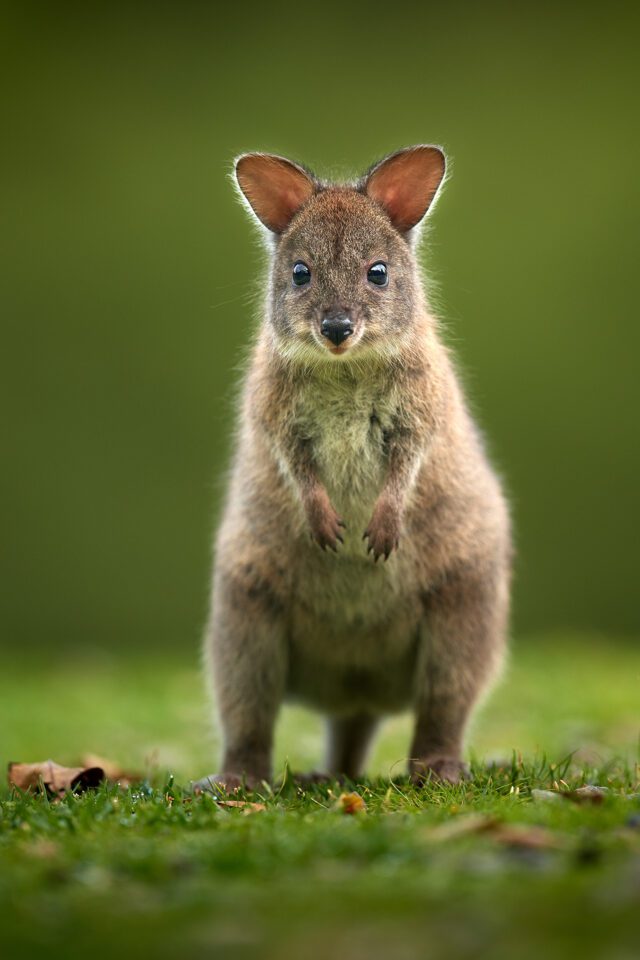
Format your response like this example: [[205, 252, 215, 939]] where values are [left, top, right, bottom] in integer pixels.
[[292, 261, 311, 287], [367, 262, 388, 287]]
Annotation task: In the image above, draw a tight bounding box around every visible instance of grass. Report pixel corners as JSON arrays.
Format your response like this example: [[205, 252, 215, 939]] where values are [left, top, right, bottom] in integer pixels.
[[1, 635, 639, 959]]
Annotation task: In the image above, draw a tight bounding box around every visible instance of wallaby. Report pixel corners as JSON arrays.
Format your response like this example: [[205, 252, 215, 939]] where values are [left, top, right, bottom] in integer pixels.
[[199, 146, 511, 790]]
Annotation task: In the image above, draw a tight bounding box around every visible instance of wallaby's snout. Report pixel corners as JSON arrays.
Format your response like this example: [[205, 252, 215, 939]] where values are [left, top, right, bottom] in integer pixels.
[[321, 309, 353, 348]]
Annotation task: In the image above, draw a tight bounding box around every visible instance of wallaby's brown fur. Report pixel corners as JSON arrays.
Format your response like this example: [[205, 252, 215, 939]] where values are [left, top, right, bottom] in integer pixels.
[[200, 146, 511, 790]]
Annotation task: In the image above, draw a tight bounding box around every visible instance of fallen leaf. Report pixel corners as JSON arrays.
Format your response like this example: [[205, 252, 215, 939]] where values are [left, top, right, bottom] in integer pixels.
[[567, 785, 609, 804], [8, 760, 104, 797], [425, 815, 564, 850], [336, 792, 367, 815], [425, 814, 498, 842], [217, 800, 266, 813], [81, 754, 142, 787], [489, 823, 565, 850]]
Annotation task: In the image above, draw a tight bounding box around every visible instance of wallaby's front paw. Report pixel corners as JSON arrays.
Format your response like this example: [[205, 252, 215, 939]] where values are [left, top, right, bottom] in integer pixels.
[[363, 497, 401, 561], [410, 756, 470, 785], [305, 486, 345, 552], [192, 772, 262, 795]]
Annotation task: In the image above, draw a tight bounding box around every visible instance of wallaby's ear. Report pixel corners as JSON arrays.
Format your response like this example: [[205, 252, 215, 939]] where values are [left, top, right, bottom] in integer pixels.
[[234, 153, 316, 234], [364, 145, 447, 233]]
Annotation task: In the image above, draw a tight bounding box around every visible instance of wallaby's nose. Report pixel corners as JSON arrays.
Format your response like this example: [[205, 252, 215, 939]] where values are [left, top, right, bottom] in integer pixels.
[[321, 311, 353, 347]]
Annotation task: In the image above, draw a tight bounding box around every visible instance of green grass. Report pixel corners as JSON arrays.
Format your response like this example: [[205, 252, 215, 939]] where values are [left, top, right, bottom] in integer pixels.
[[2, 636, 639, 959]]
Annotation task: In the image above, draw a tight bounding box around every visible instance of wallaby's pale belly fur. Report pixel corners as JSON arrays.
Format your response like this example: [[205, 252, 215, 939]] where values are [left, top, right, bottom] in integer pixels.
[[288, 375, 421, 711], [201, 146, 511, 789]]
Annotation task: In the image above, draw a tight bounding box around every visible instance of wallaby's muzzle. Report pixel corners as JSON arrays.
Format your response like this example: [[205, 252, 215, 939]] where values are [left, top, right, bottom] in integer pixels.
[[321, 310, 353, 347]]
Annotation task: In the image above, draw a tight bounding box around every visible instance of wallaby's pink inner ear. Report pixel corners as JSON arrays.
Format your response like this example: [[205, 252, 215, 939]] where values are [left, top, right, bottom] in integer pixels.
[[365, 146, 446, 233], [235, 154, 315, 233]]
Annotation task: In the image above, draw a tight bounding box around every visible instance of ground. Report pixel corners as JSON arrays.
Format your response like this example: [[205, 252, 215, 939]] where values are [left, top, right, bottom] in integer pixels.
[[1, 636, 639, 959]]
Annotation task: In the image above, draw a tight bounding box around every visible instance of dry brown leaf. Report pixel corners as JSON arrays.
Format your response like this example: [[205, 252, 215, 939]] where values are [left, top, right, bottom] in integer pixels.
[[488, 823, 565, 850], [425, 814, 498, 842], [217, 800, 266, 813], [567, 785, 609, 804], [8, 754, 143, 796], [336, 792, 367, 815], [425, 815, 563, 850], [81, 754, 143, 787], [8, 760, 104, 797]]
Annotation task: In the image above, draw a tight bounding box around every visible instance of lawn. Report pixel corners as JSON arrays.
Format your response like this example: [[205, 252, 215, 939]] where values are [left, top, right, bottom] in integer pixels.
[[2, 636, 639, 959]]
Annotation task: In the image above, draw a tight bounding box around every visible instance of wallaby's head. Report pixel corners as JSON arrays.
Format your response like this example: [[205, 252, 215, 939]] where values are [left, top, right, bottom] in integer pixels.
[[234, 146, 446, 363]]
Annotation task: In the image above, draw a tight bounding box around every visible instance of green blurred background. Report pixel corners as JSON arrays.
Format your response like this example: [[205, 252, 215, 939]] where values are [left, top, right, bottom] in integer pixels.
[[2, 1, 639, 656]]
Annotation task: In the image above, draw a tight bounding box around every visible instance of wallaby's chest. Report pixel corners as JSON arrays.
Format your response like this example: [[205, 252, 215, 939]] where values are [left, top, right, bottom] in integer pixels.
[[295, 379, 395, 508]]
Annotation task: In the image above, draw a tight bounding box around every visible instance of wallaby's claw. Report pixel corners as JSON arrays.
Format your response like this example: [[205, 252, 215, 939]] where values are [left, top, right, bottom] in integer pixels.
[[306, 488, 346, 552], [363, 498, 401, 562]]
